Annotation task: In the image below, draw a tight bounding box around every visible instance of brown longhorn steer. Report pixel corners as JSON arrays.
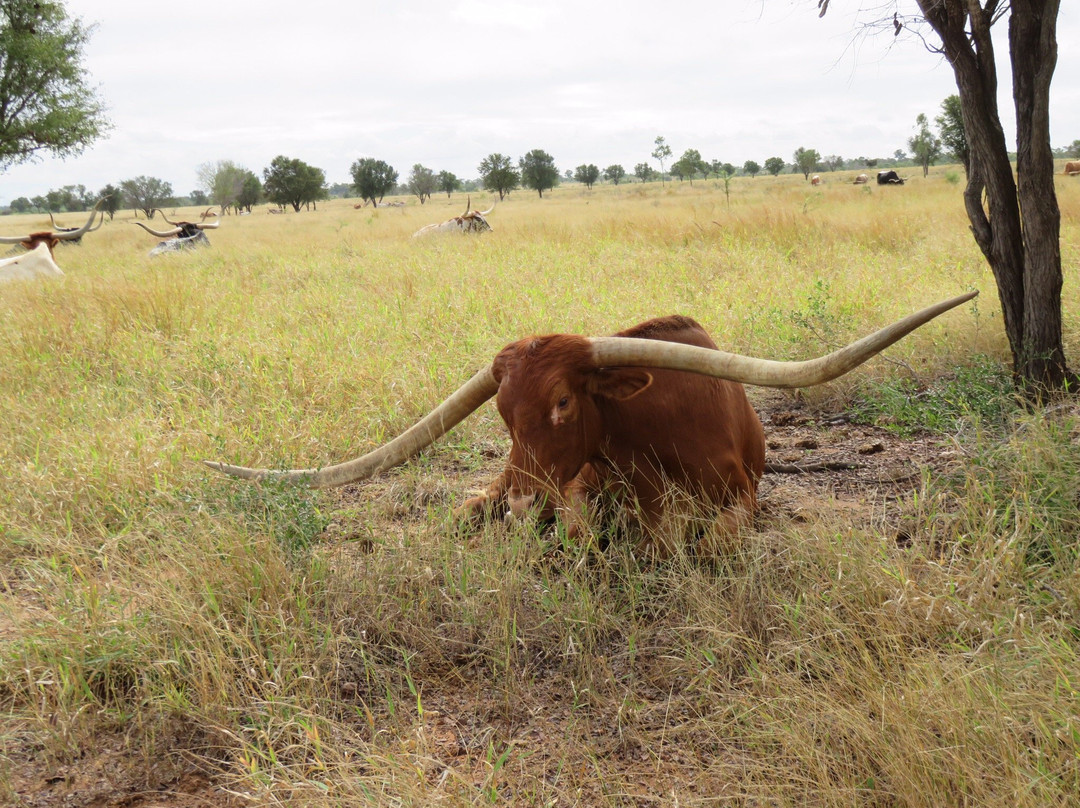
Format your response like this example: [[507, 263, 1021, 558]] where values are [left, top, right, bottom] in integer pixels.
[[1065, 161, 1080, 176], [206, 292, 977, 556]]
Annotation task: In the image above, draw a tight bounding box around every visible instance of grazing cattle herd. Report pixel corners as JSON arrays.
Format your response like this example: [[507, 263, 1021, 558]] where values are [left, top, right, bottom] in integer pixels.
[[207, 292, 977, 556]]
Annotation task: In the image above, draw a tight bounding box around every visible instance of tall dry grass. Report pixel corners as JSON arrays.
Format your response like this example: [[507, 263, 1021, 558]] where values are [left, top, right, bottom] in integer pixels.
[[0, 170, 1077, 805]]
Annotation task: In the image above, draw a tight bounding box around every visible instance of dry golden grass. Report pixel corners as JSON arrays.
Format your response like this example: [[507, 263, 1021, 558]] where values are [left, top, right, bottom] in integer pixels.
[[0, 170, 1078, 806]]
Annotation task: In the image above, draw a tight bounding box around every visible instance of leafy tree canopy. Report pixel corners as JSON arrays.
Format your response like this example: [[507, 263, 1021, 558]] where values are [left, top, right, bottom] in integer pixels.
[[198, 160, 257, 213], [793, 147, 821, 179], [603, 164, 626, 185], [42, 183, 93, 211], [908, 112, 942, 177], [669, 149, 705, 184], [437, 170, 461, 197], [0, 0, 110, 171], [264, 156, 326, 212], [743, 160, 761, 177], [764, 157, 786, 176], [120, 175, 173, 219], [98, 183, 120, 219], [634, 163, 656, 182], [935, 94, 969, 174], [651, 135, 672, 182], [350, 158, 398, 207], [478, 153, 519, 200], [520, 149, 559, 198], [236, 171, 261, 213], [407, 164, 436, 204], [574, 163, 600, 188]]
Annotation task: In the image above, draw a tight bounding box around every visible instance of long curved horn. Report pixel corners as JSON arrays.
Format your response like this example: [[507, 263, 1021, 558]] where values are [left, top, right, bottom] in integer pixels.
[[2, 199, 107, 243], [196, 218, 221, 230], [463, 195, 471, 216], [476, 200, 496, 216], [132, 221, 182, 238], [153, 209, 182, 226], [204, 292, 976, 488], [53, 199, 107, 241], [588, 292, 978, 388], [204, 367, 499, 487], [48, 211, 66, 230]]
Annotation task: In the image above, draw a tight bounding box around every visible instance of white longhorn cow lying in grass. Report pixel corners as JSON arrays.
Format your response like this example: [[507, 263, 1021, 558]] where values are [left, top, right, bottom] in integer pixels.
[[0, 202, 106, 283], [412, 198, 495, 237]]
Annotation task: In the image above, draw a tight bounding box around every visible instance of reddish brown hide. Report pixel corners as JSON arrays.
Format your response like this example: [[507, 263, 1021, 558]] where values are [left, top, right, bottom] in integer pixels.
[[22, 232, 61, 256], [461, 316, 765, 555]]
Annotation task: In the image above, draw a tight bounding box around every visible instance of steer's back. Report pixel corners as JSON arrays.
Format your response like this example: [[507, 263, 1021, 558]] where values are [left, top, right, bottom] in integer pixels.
[[602, 315, 765, 506]]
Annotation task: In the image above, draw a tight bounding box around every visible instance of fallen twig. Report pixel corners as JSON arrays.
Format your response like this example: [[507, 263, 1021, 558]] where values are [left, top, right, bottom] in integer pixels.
[[764, 459, 861, 474]]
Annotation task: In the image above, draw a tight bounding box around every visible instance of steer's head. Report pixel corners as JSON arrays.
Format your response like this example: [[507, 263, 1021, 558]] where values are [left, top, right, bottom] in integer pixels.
[[0, 199, 106, 256], [492, 335, 652, 519], [460, 197, 495, 233]]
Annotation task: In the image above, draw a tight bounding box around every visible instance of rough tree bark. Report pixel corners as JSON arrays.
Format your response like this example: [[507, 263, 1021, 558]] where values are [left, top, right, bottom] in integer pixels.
[[823, 0, 1074, 394]]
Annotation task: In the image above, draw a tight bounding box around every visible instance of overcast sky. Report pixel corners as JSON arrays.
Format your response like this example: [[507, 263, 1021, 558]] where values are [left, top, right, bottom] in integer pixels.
[[2, 1, 1079, 204]]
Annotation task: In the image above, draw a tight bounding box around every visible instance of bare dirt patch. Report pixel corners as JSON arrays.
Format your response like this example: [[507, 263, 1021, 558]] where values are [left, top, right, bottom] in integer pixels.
[[4, 720, 241, 808], [752, 391, 958, 537]]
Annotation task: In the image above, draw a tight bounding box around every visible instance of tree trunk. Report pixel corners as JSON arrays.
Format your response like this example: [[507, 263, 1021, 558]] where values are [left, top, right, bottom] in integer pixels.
[[916, 0, 1072, 394]]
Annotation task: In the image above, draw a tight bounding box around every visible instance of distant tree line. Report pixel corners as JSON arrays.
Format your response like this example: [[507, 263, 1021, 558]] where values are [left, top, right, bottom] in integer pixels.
[[8, 93, 1080, 215]]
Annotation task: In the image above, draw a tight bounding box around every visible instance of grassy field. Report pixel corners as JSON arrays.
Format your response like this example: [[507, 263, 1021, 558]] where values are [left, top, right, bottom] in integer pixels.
[[1, 168, 1079, 806]]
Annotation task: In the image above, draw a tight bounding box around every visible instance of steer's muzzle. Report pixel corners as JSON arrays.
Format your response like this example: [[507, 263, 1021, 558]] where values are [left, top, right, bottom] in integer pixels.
[[506, 489, 538, 519]]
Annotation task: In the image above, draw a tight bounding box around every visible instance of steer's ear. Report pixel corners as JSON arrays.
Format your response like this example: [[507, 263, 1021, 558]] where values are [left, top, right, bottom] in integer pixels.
[[589, 368, 653, 401]]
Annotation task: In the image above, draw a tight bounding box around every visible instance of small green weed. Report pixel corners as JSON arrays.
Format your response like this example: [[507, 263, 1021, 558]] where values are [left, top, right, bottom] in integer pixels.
[[215, 476, 328, 561], [851, 355, 1017, 436]]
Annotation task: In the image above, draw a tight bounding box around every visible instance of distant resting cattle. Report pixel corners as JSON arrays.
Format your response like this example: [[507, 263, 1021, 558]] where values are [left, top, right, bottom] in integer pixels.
[[810, 175, 822, 186], [412, 197, 496, 237], [48, 210, 105, 244], [0, 200, 106, 282], [877, 170, 906, 185], [133, 210, 220, 255], [1065, 161, 1080, 176], [354, 200, 406, 209], [206, 292, 978, 558], [853, 173, 869, 185]]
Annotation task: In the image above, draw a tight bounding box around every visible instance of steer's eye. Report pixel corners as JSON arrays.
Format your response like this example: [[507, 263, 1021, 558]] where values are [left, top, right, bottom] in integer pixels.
[[557, 396, 569, 410]]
